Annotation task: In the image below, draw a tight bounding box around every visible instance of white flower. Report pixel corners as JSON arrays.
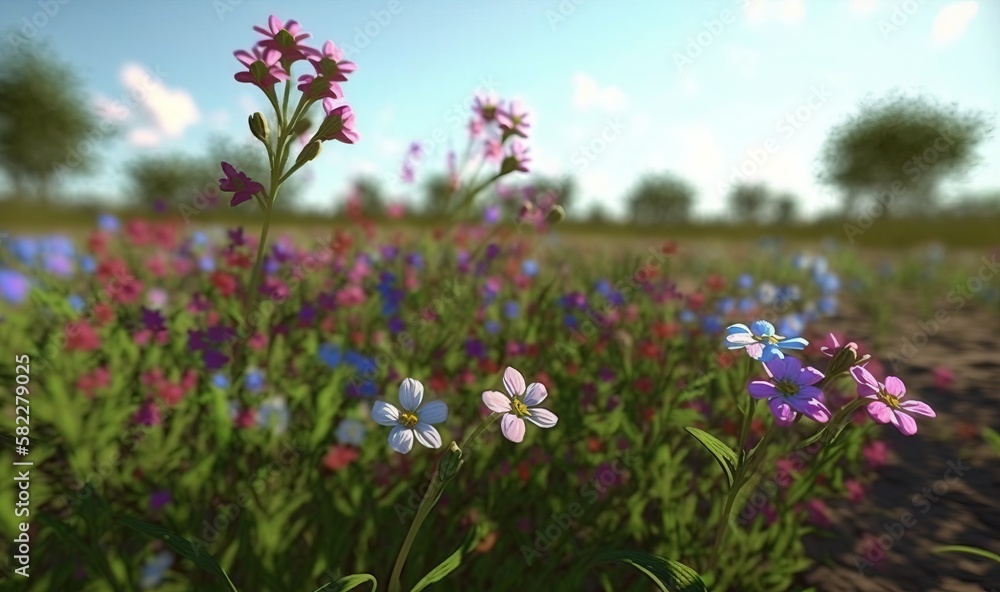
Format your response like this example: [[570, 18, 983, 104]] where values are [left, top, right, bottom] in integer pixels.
[[482, 366, 558, 443], [371, 378, 447, 454], [335, 418, 367, 446], [258, 396, 289, 435], [140, 551, 174, 589]]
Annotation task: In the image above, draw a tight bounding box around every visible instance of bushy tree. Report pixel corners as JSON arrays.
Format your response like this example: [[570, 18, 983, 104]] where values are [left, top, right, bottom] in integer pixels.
[[0, 41, 105, 200], [727, 182, 771, 223], [626, 172, 695, 225], [818, 92, 993, 217]]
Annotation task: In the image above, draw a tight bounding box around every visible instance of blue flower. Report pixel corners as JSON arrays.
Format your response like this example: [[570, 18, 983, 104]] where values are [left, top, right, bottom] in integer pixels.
[[0, 269, 31, 303], [191, 231, 208, 247], [79, 255, 96, 274], [211, 373, 230, 389], [818, 295, 838, 316], [716, 297, 736, 315], [485, 320, 500, 334], [405, 253, 424, 269], [335, 418, 367, 446], [504, 301, 520, 319], [738, 297, 757, 314], [42, 235, 74, 258], [43, 253, 74, 277], [198, 255, 215, 272], [8, 237, 38, 265], [736, 273, 754, 290], [818, 273, 840, 294], [777, 314, 805, 339], [319, 344, 343, 368], [257, 396, 289, 434], [701, 315, 723, 333], [522, 260, 539, 277], [140, 551, 174, 589], [97, 214, 120, 233], [756, 282, 778, 305], [67, 295, 85, 312], [724, 320, 808, 362], [245, 368, 265, 392]]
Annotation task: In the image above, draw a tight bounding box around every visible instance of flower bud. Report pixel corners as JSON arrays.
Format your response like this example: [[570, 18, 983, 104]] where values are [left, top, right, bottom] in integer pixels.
[[545, 205, 566, 225], [826, 341, 862, 378], [292, 117, 312, 137], [249, 112, 269, 143], [295, 140, 322, 166], [438, 441, 464, 481]]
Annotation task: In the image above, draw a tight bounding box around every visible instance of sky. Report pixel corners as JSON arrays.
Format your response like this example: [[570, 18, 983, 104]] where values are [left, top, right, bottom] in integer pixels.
[[2, 0, 997, 220]]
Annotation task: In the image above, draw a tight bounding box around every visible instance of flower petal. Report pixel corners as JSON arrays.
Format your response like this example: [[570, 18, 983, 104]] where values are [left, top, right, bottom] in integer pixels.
[[889, 410, 918, 436], [769, 399, 796, 426], [781, 355, 802, 377], [524, 407, 558, 428], [750, 320, 775, 337], [884, 376, 906, 398], [523, 382, 547, 406], [725, 333, 758, 345], [866, 401, 892, 424], [745, 342, 766, 359], [412, 422, 443, 449], [398, 377, 423, 411], [787, 395, 831, 423], [503, 366, 526, 397], [482, 390, 513, 413], [758, 344, 782, 362], [850, 365, 879, 391], [778, 337, 808, 351], [371, 401, 399, 426], [799, 365, 825, 387], [763, 357, 786, 379], [747, 380, 778, 399], [725, 323, 751, 336], [388, 424, 414, 454], [500, 414, 525, 443], [899, 400, 935, 418], [418, 400, 448, 424]]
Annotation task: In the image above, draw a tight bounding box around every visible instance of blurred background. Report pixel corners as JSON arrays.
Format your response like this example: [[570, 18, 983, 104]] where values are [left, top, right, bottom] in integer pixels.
[[0, 0, 997, 245]]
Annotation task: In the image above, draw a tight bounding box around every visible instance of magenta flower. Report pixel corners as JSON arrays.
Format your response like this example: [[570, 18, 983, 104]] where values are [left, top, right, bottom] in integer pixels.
[[850, 366, 935, 436], [500, 141, 530, 174], [218, 162, 265, 207], [482, 367, 558, 443], [307, 40, 356, 81], [317, 99, 358, 144], [234, 47, 287, 89], [498, 100, 530, 138], [253, 15, 312, 62], [748, 357, 831, 426], [473, 92, 501, 122], [297, 74, 344, 102]]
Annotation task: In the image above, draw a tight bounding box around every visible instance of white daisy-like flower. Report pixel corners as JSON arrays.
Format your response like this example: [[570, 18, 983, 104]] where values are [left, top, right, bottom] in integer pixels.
[[482, 366, 558, 443], [371, 378, 448, 454]]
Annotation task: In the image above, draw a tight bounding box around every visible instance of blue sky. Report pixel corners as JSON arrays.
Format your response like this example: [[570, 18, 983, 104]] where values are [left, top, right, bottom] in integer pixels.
[[2, 0, 997, 219]]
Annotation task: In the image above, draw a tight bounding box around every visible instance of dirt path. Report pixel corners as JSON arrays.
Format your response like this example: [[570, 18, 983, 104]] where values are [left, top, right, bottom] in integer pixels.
[[799, 298, 1000, 592]]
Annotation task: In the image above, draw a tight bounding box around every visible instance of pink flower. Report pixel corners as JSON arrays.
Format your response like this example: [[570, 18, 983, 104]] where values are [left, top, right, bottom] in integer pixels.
[[845, 479, 865, 503], [850, 366, 935, 436], [386, 203, 406, 218], [500, 141, 530, 175], [473, 92, 500, 122], [307, 40, 356, 81], [253, 15, 312, 62], [297, 74, 343, 102], [322, 445, 359, 471], [234, 47, 287, 89], [497, 100, 530, 138], [932, 366, 954, 390], [65, 321, 101, 352], [218, 162, 265, 207], [862, 441, 889, 470], [482, 367, 558, 443], [804, 499, 832, 528], [484, 138, 502, 162], [317, 99, 358, 144]]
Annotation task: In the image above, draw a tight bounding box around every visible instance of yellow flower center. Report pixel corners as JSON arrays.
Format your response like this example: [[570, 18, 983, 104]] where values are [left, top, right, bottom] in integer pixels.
[[511, 398, 531, 418], [399, 411, 419, 427], [878, 391, 901, 409]]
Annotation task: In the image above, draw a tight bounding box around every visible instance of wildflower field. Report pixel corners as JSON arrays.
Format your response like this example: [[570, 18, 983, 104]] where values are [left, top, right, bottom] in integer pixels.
[[2, 5, 1000, 592]]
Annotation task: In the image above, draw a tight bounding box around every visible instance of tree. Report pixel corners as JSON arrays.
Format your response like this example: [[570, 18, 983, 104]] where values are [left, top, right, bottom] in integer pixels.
[[0, 41, 105, 200], [818, 92, 993, 217], [626, 172, 695, 225], [771, 192, 798, 224], [421, 173, 458, 217], [727, 182, 771, 223], [343, 176, 385, 217], [126, 152, 208, 205]]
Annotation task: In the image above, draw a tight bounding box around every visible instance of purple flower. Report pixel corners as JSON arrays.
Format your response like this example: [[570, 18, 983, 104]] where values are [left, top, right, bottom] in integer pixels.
[[141, 308, 166, 333], [149, 490, 172, 511], [748, 357, 830, 426], [218, 162, 265, 207], [850, 367, 935, 436]]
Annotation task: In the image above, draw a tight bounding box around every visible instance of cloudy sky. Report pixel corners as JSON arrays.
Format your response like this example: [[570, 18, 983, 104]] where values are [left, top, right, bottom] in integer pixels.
[[2, 0, 996, 219]]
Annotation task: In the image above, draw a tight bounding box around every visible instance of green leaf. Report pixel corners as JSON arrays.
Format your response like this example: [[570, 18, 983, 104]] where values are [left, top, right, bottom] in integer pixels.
[[118, 515, 240, 592], [312, 573, 378, 591], [685, 427, 737, 487], [982, 427, 1000, 457], [591, 550, 708, 592], [410, 522, 488, 592], [39, 514, 122, 591], [932, 545, 1000, 564]]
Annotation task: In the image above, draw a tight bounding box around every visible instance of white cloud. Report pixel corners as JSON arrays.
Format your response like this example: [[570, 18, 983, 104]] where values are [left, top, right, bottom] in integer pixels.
[[571, 73, 628, 112], [744, 0, 805, 25], [931, 1, 978, 47], [127, 128, 161, 148], [848, 0, 878, 16], [93, 95, 130, 122], [119, 63, 199, 146]]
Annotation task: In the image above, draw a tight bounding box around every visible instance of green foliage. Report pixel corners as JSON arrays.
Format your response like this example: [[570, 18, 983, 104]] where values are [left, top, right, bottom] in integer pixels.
[[626, 172, 695, 224], [0, 41, 105, 199]]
